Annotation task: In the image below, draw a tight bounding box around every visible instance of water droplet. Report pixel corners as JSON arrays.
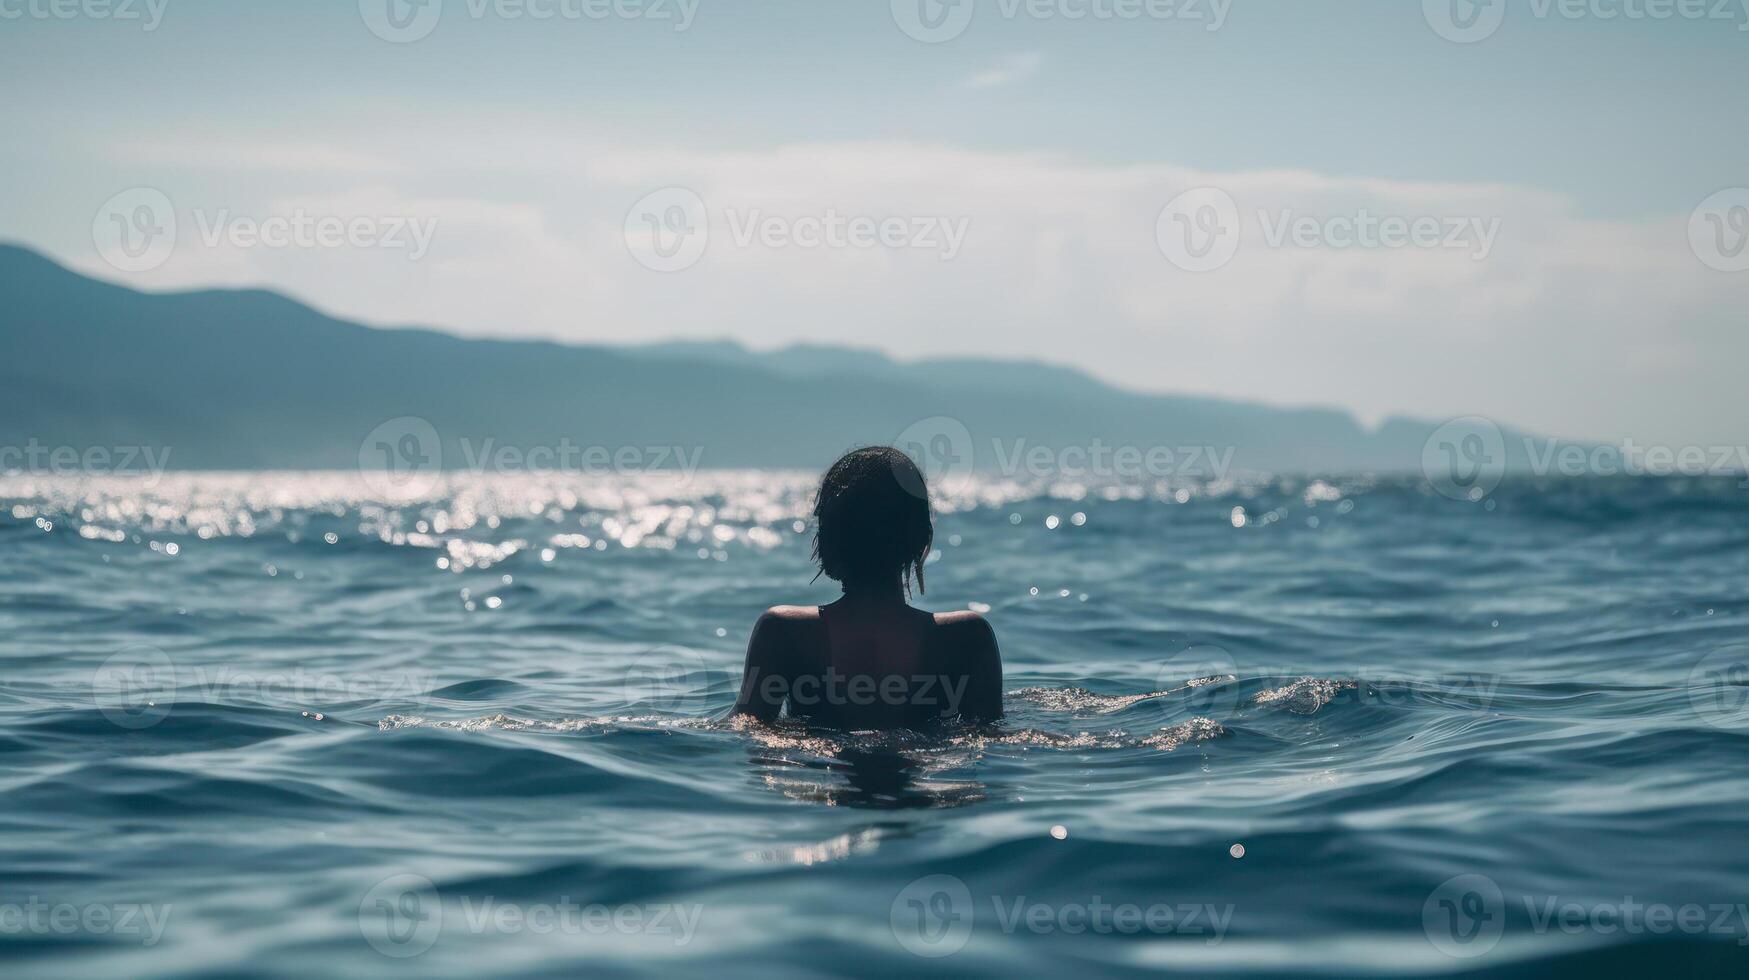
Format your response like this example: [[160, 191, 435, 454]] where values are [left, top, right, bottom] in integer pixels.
[[1230, 843, 1245, 859]]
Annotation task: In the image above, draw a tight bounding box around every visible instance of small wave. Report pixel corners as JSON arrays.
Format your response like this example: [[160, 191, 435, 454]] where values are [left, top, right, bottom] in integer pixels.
[[376, 709, 1228, 754], [1008, 676, 1234, 715], [1254, 677, 1355, 714], [377, 712, 701, 733], [1139, 717, 1227, 750]]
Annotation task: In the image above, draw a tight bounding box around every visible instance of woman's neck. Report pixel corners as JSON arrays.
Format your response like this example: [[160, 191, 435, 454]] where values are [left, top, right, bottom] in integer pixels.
[[839, 579, 906, 604]]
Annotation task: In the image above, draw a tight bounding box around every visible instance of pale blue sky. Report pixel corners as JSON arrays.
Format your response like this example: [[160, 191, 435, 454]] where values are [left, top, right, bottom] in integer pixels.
[[2, 0, 1746, 443]]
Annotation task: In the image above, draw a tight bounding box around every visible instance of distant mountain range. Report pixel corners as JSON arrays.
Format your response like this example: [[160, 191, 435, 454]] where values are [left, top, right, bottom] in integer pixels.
[[0, 243, 1555, 479]]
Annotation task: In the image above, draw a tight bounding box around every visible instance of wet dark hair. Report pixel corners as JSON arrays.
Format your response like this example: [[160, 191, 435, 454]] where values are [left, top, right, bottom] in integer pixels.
[[811, 446, 933, 595]]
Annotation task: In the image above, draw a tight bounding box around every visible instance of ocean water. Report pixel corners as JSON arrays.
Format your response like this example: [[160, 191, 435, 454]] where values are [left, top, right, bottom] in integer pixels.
[[3, 471, 1748, 978]]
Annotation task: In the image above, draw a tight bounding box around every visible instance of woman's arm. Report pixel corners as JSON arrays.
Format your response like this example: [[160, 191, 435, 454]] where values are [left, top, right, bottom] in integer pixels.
[[732, 609, 789, 722], [940, 612, 1003, 722], [961, 616, 1004, 722]]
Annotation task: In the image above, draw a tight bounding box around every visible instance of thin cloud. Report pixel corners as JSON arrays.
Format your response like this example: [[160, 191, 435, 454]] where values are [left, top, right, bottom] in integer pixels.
[[964, 53, 1043, 89]]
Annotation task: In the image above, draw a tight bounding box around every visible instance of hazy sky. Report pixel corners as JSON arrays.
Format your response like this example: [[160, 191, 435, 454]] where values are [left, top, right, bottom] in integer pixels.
[[2, 0, 1745, 444]]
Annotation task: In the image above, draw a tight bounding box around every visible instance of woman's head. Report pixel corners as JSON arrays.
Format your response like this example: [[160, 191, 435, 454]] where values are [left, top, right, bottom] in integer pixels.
[[811, 446, 933, 595]]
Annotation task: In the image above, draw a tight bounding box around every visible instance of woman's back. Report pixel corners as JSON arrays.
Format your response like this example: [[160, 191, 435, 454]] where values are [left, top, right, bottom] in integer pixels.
[[736, 597, 1001, 729], [732, 446, 1003, 729]]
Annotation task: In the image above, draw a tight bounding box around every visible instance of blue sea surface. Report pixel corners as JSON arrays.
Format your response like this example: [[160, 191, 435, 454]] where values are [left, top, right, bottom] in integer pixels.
[[2, 471, 1748, 978]]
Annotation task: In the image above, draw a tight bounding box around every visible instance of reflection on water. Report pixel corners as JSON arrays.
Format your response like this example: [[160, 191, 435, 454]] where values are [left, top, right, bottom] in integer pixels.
[[5, 472, 1749, 976], [755, 745, 1000, 808]]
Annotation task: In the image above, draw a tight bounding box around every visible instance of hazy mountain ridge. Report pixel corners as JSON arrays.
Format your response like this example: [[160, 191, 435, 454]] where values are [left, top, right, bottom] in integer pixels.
[[1, 244, 1541, 476]]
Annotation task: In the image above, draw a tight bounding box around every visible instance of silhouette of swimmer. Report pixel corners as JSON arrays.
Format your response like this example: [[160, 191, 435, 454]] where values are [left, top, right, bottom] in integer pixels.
[[734, 446, 1003, 729]]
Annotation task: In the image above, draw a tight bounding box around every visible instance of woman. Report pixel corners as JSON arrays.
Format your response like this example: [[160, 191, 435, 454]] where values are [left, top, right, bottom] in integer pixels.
[[734, 446, 1003, 729]]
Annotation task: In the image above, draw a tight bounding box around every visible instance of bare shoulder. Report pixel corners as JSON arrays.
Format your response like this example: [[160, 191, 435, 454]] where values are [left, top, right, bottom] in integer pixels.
[[931, 608, 996, 639], [753, 604, 821, 636], [760, 604, 821, 623]]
